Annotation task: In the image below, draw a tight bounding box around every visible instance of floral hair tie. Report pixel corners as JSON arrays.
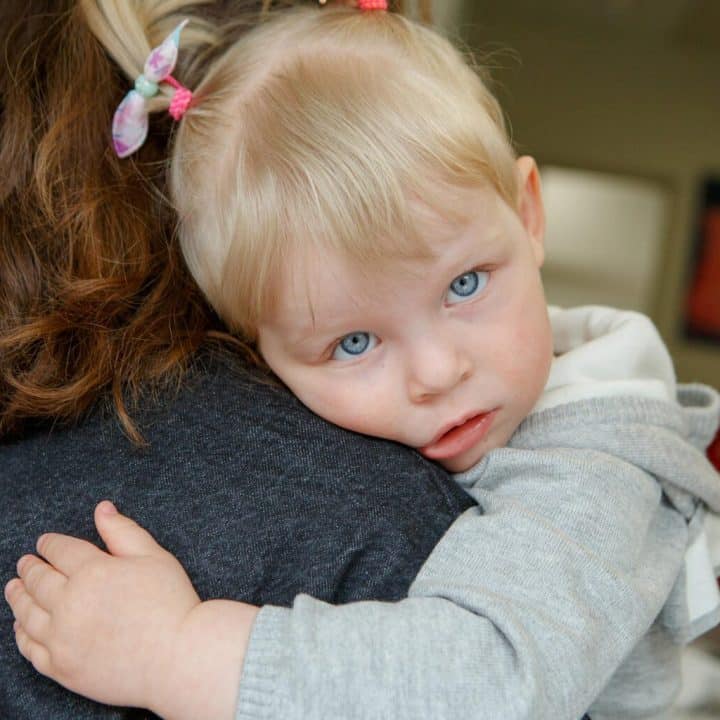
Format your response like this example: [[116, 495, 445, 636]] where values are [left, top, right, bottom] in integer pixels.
[[112, 20, 193, 158]]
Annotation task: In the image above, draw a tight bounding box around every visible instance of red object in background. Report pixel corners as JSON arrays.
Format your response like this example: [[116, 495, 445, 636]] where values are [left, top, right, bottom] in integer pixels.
[[686, 207, 720, 337], [709, 429, 720, 595], [709, 428, 720, 471]]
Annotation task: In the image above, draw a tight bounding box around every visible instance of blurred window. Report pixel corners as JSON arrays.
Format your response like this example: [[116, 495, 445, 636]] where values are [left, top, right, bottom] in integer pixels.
[[540, 166, 669, 312]]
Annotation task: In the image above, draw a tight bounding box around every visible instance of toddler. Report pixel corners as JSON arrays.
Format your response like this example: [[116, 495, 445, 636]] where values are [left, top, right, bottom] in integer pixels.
[[5, 2, 720, 719]]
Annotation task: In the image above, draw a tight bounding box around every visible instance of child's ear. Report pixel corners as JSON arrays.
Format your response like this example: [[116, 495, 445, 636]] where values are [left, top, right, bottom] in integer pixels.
[[515, 156, 546, 268]]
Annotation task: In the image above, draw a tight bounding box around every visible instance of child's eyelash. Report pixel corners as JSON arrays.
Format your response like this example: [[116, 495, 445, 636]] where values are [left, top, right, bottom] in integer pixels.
[[446, 266, 494, 294]]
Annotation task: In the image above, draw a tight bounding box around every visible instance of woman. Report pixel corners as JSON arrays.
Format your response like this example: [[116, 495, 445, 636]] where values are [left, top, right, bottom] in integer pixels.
[[0, 2, 473, 717]]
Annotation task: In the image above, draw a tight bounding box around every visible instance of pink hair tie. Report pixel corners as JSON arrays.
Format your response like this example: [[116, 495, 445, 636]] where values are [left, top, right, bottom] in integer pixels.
[[317, 1, 388, 10], [165, 76, 193, 121]]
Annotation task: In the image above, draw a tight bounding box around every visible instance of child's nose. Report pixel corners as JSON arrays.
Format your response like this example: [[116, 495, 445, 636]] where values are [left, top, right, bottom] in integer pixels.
[[406, 338, 472, 403]]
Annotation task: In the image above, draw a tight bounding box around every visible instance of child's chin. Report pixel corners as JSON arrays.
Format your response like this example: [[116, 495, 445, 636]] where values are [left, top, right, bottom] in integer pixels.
[[438, 449, 487, 474]]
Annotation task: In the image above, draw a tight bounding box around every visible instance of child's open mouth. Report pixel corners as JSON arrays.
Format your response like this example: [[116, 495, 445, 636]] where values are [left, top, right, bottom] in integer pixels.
[[419, 410, 498, 461]]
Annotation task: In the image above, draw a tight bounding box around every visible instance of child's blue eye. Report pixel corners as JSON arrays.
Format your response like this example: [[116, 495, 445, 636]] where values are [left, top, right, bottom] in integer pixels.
[[332, 332, 379, 361], [446, 270, 489, 305]]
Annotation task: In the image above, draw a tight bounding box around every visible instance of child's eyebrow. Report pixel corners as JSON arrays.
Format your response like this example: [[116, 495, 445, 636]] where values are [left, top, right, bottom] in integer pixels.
[[283, 327, 356, 360], [285, 316, 359, 349], [280, 306, 354, 348], [436, 229, 508, 272], [282, 283, 374, 349]]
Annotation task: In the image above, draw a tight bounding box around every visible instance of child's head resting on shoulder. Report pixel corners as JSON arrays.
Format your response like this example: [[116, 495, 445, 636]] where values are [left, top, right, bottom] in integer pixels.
[[86, 0, 553, 469], [143, 3, 520, 333]]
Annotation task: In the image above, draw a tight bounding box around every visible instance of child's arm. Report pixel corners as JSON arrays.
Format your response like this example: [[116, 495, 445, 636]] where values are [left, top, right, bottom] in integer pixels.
[[4, 501, 259, 720], [3, 438, 681, 720], [232, 391, 719, 720]]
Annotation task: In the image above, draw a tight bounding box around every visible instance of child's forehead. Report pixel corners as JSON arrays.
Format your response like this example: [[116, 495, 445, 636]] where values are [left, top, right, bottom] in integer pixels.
[[272, 254, 422, 343], [293, 196, 474, 285], [407, 183, 495, 229], [270, 185, 508, 332], [284, 240, 427, 314]]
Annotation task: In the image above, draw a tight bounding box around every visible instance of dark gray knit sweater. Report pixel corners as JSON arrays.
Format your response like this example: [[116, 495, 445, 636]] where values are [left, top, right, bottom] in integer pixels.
[[0, 354, 473, 719]]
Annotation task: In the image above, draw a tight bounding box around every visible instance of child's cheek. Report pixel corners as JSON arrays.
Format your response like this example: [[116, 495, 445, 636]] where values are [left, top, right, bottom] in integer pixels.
[[504, 293, 553, 398]]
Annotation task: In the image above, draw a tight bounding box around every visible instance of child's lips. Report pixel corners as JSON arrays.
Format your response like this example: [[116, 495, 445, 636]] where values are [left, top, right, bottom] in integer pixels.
[[419, 410, 498, 461]]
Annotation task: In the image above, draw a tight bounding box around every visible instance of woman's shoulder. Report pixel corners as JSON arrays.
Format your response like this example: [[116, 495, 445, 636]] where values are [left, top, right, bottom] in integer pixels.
[[1, 347, 470, 513], [0, 353, 474, 719]]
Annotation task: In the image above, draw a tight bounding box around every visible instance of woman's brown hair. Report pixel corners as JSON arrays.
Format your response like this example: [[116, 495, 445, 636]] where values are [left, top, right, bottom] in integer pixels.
[[0, 0, 435, 444], [0, 0, 234, 444]]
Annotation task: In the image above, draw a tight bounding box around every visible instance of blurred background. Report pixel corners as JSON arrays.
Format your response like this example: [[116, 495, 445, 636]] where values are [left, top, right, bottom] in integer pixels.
[[428, 1, 720, 718], [430, 0, 720, 391]]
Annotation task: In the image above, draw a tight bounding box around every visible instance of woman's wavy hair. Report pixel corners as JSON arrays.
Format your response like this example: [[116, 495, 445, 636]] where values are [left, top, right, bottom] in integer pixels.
[[0, 0, 515, 445], [0, 0, 254, 443]]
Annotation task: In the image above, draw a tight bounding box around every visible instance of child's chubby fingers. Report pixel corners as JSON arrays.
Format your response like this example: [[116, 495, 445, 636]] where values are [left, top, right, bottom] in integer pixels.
[[35, 532, 106, 577], [4, 577, 51, 643], [12, 619, 51, 676], [93, 501, 168, 559], [16, 554, 67, 610]]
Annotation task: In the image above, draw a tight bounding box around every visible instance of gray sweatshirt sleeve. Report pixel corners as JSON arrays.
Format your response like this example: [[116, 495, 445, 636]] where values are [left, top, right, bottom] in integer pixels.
[[235, 394, 718, 720]]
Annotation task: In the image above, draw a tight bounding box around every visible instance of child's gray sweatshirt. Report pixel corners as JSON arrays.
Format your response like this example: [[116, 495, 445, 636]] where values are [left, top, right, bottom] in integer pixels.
[[236, 309, 720, 720]]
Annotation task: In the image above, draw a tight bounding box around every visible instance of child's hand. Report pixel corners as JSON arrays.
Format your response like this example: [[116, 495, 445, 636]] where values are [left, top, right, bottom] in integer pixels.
[[4, 501, 259, 720]]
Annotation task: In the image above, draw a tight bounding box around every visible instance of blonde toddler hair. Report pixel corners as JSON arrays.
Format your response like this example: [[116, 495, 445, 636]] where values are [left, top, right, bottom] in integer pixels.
[[83, 1, 518, 342]]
